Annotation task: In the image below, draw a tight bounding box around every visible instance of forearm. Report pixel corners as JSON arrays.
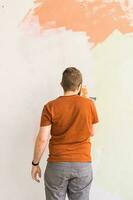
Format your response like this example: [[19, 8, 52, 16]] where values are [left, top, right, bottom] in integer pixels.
[[32, 135, 48, 163]]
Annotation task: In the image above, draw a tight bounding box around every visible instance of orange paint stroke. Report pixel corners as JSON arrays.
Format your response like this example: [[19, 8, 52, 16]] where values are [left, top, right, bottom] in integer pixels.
[[22, 0, 133, 46]]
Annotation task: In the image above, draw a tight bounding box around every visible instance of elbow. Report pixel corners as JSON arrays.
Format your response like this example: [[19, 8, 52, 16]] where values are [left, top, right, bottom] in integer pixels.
[[90, 130, 94, 137], [37, 135, 47, 144]]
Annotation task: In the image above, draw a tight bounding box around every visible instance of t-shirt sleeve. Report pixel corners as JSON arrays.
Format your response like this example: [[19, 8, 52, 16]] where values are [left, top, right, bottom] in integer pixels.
[[40, 103, 52, 127], [90, 100, 99, 124]]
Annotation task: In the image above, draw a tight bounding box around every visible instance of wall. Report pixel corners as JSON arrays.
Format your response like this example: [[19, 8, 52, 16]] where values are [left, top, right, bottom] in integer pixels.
[[0, 1, 133, 200]]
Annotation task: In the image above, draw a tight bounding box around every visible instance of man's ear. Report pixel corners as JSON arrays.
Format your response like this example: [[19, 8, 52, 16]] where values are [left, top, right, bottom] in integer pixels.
[[77, 83, 82, 95], [79, 83, 82, 90]]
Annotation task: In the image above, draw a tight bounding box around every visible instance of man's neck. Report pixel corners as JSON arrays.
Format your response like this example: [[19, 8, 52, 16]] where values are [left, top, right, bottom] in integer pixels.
[[64, 91, 78, 96]]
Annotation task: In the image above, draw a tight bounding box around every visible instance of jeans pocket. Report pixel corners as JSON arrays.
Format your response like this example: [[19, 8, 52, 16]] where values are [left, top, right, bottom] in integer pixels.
[[78, 164, 93, 181], [44, 165, 65, 188]]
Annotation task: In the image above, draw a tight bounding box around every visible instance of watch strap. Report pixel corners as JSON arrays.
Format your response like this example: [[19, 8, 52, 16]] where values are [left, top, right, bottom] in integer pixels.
[[32, 160, 39, 166]]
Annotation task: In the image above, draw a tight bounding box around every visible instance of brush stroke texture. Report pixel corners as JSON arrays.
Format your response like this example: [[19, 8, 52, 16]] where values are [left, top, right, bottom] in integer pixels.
[[22, 0, 133, 46]]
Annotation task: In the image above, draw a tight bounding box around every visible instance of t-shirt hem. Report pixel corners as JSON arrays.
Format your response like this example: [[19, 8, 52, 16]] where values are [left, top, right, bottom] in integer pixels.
[[47, 158, 92, 162]]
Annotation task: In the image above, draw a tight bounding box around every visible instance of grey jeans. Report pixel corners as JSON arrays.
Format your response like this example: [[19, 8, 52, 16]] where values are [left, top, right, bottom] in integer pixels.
[[44, 162, 93, 200]]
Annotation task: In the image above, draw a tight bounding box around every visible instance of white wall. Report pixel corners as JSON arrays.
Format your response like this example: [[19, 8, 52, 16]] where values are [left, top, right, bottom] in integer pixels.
[[0, 2, 133, 200]]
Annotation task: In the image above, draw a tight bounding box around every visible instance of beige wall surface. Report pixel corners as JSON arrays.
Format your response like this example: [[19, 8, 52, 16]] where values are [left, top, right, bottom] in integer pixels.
[[0, 1, 133, 200]]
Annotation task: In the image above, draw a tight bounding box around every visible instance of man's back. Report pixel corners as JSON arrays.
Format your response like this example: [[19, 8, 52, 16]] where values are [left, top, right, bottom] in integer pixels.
[[40, 94, 99, 162], [31, 67, 99, 199]]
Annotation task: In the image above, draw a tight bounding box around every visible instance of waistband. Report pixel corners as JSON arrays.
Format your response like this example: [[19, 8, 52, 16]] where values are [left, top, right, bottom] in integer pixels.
[[47, 161, 92, 168]]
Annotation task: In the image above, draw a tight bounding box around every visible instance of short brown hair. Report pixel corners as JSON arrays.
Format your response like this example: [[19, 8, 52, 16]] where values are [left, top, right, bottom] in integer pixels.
[[61, 67, 82, 92]]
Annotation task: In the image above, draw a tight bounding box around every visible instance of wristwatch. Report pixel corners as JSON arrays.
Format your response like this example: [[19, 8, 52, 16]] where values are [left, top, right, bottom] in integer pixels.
[[32, 160, 39, 166]]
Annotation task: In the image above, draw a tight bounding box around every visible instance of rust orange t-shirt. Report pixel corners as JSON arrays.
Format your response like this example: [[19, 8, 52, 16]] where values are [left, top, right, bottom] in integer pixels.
[[40, 94, 99, 162]]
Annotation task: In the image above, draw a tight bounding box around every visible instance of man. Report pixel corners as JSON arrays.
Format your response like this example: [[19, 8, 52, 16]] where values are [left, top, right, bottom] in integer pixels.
[[31, 67, 99, 200]]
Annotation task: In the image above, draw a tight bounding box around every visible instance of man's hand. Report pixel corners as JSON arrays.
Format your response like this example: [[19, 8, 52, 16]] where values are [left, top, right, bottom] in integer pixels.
[[31, 165, 41, 183], [81, 85, 88, 97]]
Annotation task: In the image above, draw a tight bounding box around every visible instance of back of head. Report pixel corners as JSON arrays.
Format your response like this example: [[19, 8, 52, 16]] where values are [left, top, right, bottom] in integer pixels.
[[61, 67, 83, 92]]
